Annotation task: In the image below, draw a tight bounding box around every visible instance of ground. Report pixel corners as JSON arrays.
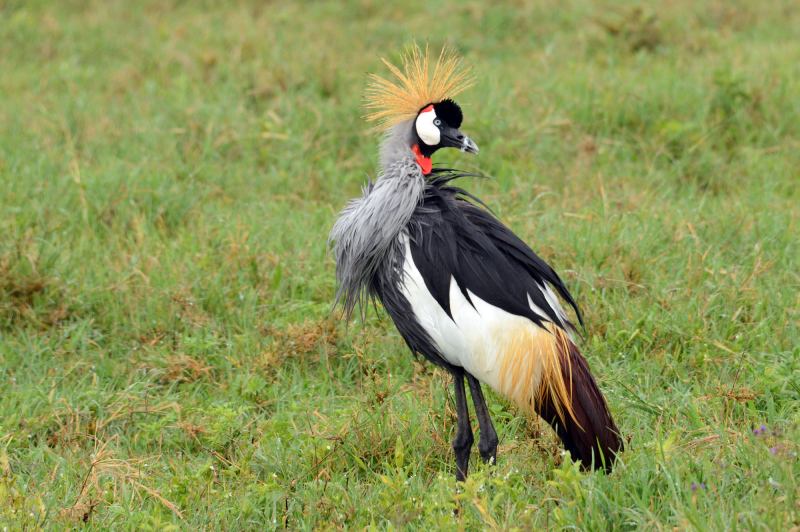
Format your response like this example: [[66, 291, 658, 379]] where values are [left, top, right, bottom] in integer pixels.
[[1, 0, 799, 530]]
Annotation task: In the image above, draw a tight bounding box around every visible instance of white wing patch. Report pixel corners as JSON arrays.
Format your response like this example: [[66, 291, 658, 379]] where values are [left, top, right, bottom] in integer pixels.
[[539, 282, 571, 330], [399, 235, 467, 367], [527, 293, 549, 321]]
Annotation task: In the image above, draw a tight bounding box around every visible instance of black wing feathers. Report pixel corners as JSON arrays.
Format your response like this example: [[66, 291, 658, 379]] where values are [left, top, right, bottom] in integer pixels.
[[414, 192, 458, 318], [408, 170, 581, 333], [459, 200, 584, 331], [409, 188, 552, 330]]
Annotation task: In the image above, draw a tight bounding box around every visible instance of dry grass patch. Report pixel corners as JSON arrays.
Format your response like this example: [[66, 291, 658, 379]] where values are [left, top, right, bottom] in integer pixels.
[[55, 436, 184, 526], [153, 354, 214, 385]]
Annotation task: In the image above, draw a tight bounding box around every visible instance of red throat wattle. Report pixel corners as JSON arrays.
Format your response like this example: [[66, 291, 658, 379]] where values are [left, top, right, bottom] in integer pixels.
[[412, 144, 432, 175]]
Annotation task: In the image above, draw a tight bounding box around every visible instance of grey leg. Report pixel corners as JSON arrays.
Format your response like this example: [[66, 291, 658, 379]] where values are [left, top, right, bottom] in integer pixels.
[[466, 373, 498, 466], [452, 373, 474, 482]]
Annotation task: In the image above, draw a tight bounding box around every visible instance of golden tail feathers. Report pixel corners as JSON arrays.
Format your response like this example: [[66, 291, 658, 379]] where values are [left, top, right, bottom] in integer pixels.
[[497, 323, 623, 471]]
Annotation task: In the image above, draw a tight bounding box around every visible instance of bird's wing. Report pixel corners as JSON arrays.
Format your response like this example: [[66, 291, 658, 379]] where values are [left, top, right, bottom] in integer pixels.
[[407, 181, 582, 334]]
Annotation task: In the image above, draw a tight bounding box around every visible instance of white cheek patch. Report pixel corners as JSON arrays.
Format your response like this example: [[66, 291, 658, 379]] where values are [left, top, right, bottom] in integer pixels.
[[415, 109, 440, 146]]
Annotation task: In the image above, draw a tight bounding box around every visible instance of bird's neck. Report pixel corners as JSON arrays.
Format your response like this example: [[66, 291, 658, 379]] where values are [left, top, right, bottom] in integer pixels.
[[379, 119, 429, 175]]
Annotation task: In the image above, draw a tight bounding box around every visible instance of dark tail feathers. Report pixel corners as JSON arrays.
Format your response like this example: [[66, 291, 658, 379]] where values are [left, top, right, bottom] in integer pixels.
[[537, 341, 623, 472]]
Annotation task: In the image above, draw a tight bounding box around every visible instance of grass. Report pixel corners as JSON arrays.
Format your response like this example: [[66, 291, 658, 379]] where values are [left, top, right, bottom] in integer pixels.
[[1, 0, 799, 529]]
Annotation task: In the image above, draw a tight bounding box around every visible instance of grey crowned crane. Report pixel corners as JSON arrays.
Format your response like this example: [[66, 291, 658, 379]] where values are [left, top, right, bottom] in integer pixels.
[[329, 45, 623, 481]]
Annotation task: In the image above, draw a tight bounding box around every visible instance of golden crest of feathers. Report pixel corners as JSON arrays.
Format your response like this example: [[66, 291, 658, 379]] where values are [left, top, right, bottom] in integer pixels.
[[364, 43, 475, 130]]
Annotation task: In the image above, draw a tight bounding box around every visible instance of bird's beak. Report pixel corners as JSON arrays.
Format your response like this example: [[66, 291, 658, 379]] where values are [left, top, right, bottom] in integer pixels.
[[441, 126, 479, 155], [459, 135, 479, 154]]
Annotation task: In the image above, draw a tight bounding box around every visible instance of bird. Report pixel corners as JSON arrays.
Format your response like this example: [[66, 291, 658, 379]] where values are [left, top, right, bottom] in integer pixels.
[[329, 44, 623, 482]]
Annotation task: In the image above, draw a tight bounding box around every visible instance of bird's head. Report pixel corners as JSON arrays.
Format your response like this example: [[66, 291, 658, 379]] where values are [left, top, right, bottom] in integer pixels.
[[364, 44, 478, 175], [411, 99, 478, 174]]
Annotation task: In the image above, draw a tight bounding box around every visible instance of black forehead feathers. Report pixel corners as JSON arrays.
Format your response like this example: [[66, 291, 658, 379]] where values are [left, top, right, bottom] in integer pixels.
[[433, 99, 463, 128]]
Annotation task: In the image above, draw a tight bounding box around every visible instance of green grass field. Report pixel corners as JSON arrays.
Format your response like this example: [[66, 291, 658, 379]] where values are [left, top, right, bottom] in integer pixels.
[[1, 1, 799, 530]]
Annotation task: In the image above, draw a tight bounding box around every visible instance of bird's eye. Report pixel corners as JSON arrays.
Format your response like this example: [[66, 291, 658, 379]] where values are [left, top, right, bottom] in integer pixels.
[[433, 119, 441, 126]]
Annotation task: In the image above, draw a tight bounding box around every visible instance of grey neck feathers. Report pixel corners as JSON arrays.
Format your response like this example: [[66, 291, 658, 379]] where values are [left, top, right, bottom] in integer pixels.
[[328, 119, 425, 320], [379, 120, 416, 171]]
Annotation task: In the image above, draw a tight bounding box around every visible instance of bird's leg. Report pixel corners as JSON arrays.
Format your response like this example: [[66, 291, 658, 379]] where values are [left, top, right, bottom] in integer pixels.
[[451, 372, 474, 483], [466, 373, 498, 466]]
